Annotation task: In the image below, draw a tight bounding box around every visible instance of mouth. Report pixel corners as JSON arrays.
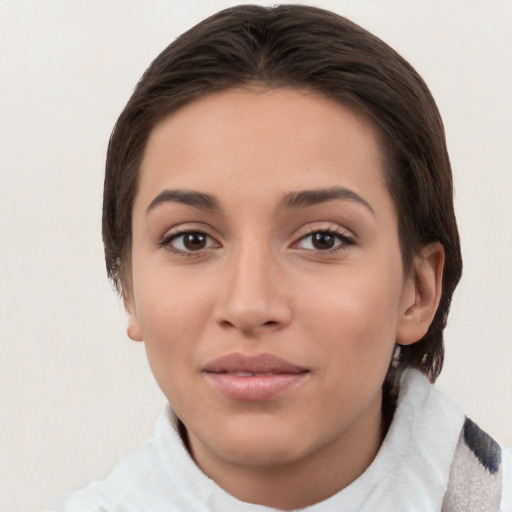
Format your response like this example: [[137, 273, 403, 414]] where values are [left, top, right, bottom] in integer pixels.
[[203, 353, 310, 401]]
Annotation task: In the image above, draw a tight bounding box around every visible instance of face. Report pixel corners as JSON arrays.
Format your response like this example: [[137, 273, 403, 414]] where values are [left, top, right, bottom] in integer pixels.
[[128, 88, 422, 478]]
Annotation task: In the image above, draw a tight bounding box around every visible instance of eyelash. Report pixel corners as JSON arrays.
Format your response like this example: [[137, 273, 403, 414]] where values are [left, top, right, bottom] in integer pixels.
[[295, 228, 356, 252], [158, 231, 218, 257], [158, 227, 356, 257]]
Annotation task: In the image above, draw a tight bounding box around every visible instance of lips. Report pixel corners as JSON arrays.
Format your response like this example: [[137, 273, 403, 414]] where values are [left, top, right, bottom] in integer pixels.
[[203, 353, 310, 401], [204, 352, 308, 374]]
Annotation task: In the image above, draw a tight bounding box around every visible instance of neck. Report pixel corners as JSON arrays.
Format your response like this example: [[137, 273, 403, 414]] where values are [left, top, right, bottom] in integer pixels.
[[187, 392, 385, 510]]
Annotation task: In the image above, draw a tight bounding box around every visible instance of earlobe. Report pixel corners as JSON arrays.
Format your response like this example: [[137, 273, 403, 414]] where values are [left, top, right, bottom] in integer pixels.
[[127, 315, 143, 342], [124, 295, 144, 342], [396, 242, 445, 346]]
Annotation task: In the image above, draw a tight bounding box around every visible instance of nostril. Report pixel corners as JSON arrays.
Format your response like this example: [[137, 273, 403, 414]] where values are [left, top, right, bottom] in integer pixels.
[[217, 318, 280, 331], [219, 320, 235, 329]]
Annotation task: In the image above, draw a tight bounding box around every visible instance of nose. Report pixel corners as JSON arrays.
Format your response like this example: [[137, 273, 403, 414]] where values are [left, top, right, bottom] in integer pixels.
[[214, 243, 292, 336]]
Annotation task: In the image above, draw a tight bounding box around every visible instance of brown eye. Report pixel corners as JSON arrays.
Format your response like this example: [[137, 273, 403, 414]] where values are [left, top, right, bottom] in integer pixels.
[[311, 232, 337, 250], [296, 230, 355, 251], [182, 232, 208, 250], [165, 231, 216, 252]]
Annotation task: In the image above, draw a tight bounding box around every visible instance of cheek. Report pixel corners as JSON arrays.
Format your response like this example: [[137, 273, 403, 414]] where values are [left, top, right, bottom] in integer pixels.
[[133, 256, 213, 335], [132, 270, 214, 394], [301, 276, 400, 423], [305, 266, 403, 331], [299, 262, 403, 371]]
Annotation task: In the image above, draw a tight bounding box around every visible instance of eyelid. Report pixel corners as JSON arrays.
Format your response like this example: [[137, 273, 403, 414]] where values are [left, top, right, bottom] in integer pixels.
[[157, 225, 222, 256], [291, 223, 357, 252], [157, 222, 219, 242]]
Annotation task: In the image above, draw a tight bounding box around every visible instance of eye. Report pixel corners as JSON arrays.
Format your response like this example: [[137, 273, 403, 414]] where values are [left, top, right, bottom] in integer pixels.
[[296, 230, 355, 251], [161, 231, 217, 253]]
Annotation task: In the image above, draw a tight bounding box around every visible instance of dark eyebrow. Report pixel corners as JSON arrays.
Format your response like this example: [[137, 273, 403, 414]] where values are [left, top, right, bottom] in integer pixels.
[[146, 189, 220, 213], [280, 187, 375, 215]]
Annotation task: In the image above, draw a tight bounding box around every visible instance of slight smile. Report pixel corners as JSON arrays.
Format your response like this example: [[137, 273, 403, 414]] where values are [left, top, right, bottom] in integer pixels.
[[203, 353, 310, 401]]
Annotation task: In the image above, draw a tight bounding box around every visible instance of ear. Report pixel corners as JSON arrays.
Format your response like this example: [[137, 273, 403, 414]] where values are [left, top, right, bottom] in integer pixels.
[[123, 293, 144, 342], [396, 242, 445, 346]]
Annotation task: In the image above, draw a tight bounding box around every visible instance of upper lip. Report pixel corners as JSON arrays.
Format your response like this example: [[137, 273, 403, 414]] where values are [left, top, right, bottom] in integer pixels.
[[203, 352, 309, 374]]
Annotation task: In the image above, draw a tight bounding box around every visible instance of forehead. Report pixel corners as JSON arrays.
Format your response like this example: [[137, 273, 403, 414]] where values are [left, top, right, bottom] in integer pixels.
[[136, 87, 390, 211]]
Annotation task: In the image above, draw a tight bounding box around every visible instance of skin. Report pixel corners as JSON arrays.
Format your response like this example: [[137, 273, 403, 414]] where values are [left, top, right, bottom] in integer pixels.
[[126, 88, 444, 509]]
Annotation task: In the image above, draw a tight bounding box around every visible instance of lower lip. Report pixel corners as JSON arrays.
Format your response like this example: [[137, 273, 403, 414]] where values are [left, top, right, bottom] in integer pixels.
[[205, 372, 309, 401]]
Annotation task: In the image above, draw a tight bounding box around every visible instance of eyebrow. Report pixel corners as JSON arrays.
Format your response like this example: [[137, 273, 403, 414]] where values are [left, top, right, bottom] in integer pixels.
[[146, 189, 220, 213], [280, 187, 375, 215], [146, 186, 374, 216]]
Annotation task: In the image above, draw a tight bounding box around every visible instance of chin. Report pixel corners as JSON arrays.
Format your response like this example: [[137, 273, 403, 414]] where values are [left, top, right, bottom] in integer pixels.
[[217, 438, 309, 468], [190, 414, 327, 469]]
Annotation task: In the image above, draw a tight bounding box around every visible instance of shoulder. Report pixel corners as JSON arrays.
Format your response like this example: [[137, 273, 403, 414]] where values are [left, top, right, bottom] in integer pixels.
[[442, 417, 510, 512], [51, 439, 163, 511], [49, 405, 211, 512], [394, 370, 510, 511]]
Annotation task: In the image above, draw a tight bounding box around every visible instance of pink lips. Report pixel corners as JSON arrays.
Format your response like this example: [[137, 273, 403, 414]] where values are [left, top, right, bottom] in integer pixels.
[[203, 353, 309, 401]]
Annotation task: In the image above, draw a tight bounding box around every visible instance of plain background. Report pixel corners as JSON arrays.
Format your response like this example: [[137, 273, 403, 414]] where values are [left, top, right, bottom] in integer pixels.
[[0, 1, 510, 510]]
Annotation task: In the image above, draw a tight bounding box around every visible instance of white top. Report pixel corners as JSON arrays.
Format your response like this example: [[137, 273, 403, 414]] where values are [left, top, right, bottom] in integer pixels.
[[52, 369, 510, 511]]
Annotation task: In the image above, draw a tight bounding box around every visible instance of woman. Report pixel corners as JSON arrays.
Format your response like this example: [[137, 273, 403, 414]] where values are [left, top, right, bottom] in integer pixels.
[[55, 4, 510, 511]]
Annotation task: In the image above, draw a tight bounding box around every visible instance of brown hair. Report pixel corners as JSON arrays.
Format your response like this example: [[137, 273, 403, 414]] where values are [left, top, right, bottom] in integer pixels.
[[102, 4, 462, 387]]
